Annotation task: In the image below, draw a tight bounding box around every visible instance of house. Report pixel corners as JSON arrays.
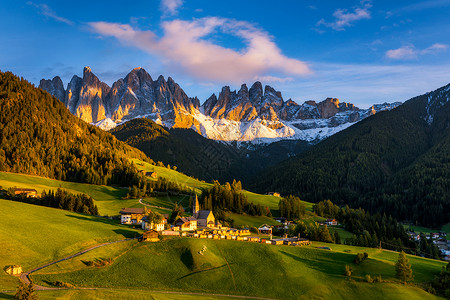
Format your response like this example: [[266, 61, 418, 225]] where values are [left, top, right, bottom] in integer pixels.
[[142, 230, 159, 242], [14, 188, 39, 198], [271, 239, 284, 245], [145, 172, 158, 179], [192, 195, 215, 227], [326, 219, 338, 226], [5, 265, 22, 275], [266, 192, 281, 197], [258, 224, 273, 235], [120, 208, 145, 225], [141, 216, 167, 232], [175, 217, 197, 231], [248, 237, 260, 242]]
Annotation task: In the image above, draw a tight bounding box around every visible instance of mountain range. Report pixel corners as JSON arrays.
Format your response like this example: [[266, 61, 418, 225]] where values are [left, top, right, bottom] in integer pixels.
[[39, 67, 401, 144], [250, 82, 450, 228]]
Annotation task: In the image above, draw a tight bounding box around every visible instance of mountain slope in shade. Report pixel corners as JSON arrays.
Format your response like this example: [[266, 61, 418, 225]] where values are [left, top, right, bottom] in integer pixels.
[[40, 67, 401, 144], [249, 82, 450, 228], [0, 71, 148, 185]]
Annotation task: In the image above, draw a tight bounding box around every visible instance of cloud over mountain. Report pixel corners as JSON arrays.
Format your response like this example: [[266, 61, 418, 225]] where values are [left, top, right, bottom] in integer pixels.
[[89, 17, 311, 84]]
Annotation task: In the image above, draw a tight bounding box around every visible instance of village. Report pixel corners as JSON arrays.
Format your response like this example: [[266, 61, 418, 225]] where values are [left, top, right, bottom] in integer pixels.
[[120, 195, 312, 247]]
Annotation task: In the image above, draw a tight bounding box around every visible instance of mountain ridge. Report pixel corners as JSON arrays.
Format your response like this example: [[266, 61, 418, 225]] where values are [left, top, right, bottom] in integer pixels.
[[40, 67, 401, 143]]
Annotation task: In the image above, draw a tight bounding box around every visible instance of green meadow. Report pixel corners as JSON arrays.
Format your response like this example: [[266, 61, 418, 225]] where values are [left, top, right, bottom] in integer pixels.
[[0, 199, 142, 290], [33, 238, 444, 299]]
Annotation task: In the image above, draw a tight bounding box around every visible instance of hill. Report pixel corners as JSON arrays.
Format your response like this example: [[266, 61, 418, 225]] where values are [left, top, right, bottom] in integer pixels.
[[32, 237, 444, 299], [0, 71, 148, 186], [0, 199, 141, 290], [250, 83, 450, 228]]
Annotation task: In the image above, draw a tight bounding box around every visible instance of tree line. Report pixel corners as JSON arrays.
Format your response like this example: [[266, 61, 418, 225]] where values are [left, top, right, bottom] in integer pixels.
[[3, 187, 98, 215], [200, 180, 272, 218]]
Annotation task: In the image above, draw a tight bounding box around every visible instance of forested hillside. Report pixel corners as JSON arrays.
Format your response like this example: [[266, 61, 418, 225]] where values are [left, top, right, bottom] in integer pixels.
[[250, 84, 450, 228], [110, 118, 258, 182], [0, 71, 149, 185]]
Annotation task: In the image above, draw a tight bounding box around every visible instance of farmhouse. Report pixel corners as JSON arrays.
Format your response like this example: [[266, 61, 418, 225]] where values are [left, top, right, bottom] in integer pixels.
[[258, 224, 273, 235], [120, 208, 145, 225], [145, 172, 158, 179], [142, 230, 159, 242], [266, 192, 281, 197], [175, 217, 198, 231], [5, 265, 22, 275], [13, 188, 39, 198], [141, 215, 167, 232], [326, 219, 338, 226]]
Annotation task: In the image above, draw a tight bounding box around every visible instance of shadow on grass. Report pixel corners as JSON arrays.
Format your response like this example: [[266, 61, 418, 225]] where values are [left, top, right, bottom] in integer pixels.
[[177, 264, 229, 280], [65, 214, 119, 226], [0, 293, 14, 299], [112, 229, 140, 239], [279, 250, 353, 277]]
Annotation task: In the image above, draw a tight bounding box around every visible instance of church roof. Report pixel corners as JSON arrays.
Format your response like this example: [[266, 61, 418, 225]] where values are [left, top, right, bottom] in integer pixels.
[[197, 210, 213, 220]]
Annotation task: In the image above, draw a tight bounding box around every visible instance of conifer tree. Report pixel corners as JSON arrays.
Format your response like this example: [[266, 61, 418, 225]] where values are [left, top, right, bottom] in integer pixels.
[[395, 250, 413, 284]]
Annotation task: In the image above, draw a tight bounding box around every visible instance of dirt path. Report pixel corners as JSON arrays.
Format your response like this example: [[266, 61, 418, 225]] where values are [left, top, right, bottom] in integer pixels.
[[20, 237, 137, 288], [139, 198, 172, 211]]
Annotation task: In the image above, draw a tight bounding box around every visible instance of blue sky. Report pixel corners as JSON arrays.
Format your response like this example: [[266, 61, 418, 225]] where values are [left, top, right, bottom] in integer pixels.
[[1, 0, 449, 108]]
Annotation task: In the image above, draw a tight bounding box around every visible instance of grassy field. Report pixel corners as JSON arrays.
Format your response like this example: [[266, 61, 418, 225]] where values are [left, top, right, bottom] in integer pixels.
[[0, 289, 232, 300], [32, 238, 444, 299], [0, 199, 142, 290], [227, 213, 280, 228]]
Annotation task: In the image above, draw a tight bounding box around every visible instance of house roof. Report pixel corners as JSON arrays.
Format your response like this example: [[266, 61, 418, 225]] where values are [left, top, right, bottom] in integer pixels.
[[14, 188, 37, 193], [176, 217, 195, 225], [120, 208, 145, 214], [197, 210, 213, 220]]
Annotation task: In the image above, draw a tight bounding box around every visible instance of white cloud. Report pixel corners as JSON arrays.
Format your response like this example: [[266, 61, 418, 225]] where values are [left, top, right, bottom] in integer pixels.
[[88, 17, 311, 84], [27, 2, 73, 25], [386, 43, 447, 60], [421, 43, 447, 54], [161, 0, 183, 16], [386, 45, 417, 60], [317, 1, 372, 31]]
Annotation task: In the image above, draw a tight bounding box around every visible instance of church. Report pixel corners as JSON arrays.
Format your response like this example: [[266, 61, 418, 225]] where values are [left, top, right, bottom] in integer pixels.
[[192, 195, 216, 228]]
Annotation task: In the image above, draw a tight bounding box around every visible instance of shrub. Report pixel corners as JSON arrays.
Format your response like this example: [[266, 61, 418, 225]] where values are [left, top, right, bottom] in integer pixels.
[[345, 265, 352, 277], [365, 274, 373, 283]]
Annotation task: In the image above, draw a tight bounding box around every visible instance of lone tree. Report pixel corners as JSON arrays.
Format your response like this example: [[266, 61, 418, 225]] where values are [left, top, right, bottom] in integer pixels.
[[15, 280, 37, 300], [395, 251, 413, 284]]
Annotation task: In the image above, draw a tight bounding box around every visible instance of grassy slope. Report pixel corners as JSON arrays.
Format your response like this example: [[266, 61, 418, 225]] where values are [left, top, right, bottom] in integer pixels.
[[0, 200, 141, 290], [33, 238, 444, 299], [132, 159, 313, 212]]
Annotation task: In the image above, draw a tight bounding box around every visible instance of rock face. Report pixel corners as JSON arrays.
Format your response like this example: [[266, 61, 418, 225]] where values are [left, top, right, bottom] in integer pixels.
[[40, 67, 402, 143]]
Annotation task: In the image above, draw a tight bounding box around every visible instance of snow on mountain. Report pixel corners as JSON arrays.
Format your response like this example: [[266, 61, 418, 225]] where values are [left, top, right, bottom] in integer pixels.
[[40, 67, 402, 145]]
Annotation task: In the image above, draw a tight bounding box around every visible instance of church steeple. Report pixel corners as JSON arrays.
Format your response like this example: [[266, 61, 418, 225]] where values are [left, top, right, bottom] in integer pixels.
[[193, 194, 200, 218]]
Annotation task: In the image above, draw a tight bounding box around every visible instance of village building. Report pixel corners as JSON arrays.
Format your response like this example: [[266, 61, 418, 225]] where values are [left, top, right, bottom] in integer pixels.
[[175, 217, 198, 231], [5, 265, 22, 275], [13, 188, 39, 198], [266, 192, 281, 197], [326, 219, 338, 226], [120, 208, 145, 225], [258, 224, 273, 235], [141, 215, 167, 232], [142, 230, 159, 242], [145, 172, 158, 179]]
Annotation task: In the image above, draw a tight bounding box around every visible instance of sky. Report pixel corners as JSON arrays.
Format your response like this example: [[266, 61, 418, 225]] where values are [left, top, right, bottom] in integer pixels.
[[1, 0, 449, 108]]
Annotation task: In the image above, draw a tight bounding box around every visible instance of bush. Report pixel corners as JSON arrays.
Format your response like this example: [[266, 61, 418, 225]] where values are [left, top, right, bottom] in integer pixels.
[[365, 274, 373, 283], [345, 265, 352, 277], [54, 281, 75, 288], [354, 252, 369, 265], [373, 275, 382, 283], [250, 227, 258, 234]]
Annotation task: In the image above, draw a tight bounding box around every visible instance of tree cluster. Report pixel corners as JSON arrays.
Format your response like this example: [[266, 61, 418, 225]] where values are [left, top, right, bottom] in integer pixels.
[[200, 180, 271, 217], [4, 187, 98, 215], [292, 222, 334, 243], [126, 176, 195, 199], [279, 195, 306, 220]]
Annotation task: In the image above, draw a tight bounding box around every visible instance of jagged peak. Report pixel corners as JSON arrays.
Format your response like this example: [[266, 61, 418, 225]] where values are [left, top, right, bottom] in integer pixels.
[[83, 66, 92, 74]]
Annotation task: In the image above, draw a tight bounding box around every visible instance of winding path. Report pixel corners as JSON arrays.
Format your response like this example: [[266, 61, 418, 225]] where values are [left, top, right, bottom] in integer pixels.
[[138, 198, 172, 211], [19, 237, 137, 288]]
